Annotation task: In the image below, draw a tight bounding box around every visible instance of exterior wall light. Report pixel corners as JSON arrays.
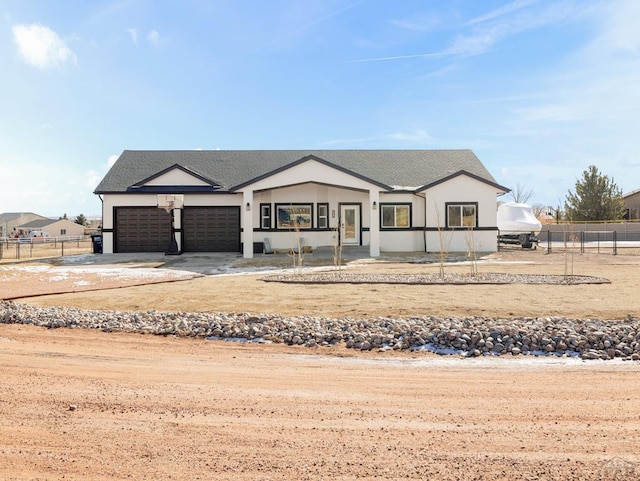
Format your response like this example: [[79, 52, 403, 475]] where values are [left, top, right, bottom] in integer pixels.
[[372, 201, 377, 210], [246, 202, 251, 211]]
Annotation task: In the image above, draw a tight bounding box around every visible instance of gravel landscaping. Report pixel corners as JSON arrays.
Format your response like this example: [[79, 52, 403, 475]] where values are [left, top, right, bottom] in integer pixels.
[[262, 271, 611, 285], [2, 299, 638, 361]]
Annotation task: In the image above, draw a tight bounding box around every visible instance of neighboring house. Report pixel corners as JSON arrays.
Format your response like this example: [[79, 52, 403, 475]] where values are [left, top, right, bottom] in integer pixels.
[[85, 216, 103, 232], [18, 218, 86, 238], [94, 150, 509, 258], [623, 189, 640, 220], [0, 212, 48, 239]]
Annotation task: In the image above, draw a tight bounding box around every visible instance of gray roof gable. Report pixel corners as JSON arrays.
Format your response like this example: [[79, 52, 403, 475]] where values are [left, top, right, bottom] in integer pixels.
[[19, 219, 55, 229], [0, 212, 47, 223], [95, 149, 506, 194]]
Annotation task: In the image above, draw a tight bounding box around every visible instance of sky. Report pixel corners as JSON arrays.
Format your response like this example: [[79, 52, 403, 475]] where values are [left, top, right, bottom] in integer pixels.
[[1, 0, 639, 218]]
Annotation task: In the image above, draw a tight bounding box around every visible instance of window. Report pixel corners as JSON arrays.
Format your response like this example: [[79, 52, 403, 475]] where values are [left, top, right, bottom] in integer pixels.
[[60, 229, 67, 235], [317, 203, 329, 229], [446, 203, 477, 228], [276, 204, 312, 229], [260, 204, 271, 229], [381, 204, 410, 228]]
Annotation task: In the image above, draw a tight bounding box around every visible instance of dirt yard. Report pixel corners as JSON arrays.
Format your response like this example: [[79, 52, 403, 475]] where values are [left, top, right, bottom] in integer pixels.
[[1, 249, 640, 480]]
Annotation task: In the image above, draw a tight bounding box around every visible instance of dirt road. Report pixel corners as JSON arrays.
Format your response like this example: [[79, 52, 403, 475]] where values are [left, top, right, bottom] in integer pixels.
[[1, 324, 639, 480]]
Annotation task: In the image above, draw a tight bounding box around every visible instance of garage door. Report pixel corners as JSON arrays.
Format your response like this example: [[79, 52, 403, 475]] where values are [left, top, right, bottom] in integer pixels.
[[115, 207, 171, 253], [182, 206, 240, 252]]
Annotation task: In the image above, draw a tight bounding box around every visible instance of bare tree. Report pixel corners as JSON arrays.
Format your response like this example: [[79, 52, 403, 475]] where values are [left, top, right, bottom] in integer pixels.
[[509, 184, 534, 204], [433, 202, 451, 279], [289, 221, 305, 273], [465, 227, 479, 277], [530, 203, 547, 220], [331, 226, 343, 276]]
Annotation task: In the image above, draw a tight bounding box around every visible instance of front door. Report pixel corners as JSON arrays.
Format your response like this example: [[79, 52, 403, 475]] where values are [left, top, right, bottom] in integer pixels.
[[340, 205, 360, 245]]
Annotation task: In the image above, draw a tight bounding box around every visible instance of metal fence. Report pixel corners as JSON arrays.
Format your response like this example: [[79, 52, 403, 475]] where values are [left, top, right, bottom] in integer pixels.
[[538, 222, 640, 255], [0, 237, 93, 261]]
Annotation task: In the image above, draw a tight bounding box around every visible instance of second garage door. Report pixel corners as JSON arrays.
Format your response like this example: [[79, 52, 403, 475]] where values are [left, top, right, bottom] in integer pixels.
[[182, 206, 241, 252], [115, 207, 172, 253]]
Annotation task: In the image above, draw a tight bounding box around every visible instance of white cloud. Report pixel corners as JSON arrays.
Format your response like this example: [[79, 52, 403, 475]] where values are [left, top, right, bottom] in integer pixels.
[[450, 2, 575, 57], [387, 129, 433, 142], [147, 30, 160, 46], [128, 27, 138, 43], [390, 14, 441, 33], [466, 0, 538, 27], [86, 170, 103, 189], [12, 24, 77, 70], [107, 154, 119, 168], [587, 0, 640, 54]]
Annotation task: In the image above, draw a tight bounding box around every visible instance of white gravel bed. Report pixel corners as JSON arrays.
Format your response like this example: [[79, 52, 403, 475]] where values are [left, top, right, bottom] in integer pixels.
[[262, 272, 611, 285]]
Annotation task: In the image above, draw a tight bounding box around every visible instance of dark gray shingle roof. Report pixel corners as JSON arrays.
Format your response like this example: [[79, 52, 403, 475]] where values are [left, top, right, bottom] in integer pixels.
[[95, 149, 505, 194]]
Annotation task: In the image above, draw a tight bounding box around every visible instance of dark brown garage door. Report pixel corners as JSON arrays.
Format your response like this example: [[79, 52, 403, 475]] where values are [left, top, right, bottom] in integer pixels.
[[182, 206, 240, 252], [115, 207, 172, 253]]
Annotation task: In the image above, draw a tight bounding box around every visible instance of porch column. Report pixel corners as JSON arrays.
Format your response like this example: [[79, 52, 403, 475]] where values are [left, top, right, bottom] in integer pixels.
[[369, 190, 380, 257], [242, 190, 254, 259]]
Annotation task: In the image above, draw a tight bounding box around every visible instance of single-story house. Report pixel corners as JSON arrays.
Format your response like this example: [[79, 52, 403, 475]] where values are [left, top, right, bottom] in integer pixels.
[[0, 212, 48, 239], [17, 218, 86, 239], [623, 189, 640, 220], [94, 149, 509, 258]]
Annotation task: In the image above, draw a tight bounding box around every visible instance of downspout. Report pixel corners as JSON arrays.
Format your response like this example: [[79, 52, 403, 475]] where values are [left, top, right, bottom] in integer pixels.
[[422, 193, 427, 252], [98, 194, 104, 230]]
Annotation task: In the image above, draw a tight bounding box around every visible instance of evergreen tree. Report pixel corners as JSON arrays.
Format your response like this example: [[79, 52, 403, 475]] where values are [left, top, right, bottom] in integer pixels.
[[564, 166, 626, 221], [74, 213, 87, 226]]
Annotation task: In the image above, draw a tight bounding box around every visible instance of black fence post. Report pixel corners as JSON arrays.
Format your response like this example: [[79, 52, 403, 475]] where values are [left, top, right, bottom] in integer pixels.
[[614, 230, 617, 255]]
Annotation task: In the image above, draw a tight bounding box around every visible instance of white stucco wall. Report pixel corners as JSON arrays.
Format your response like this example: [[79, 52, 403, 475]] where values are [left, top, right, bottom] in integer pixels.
[[99, 166, 501, 255], [144, 169, 211, 186], [421, 175, 501, 253], [252, 184, 371, 252]]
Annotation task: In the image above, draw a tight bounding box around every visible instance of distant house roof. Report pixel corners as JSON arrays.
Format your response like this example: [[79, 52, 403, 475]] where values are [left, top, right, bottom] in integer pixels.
[[95, 149, 508, 194], [19, 218, 80, 229], [19, 219, 58, 229], [0, 212, 47, 223]]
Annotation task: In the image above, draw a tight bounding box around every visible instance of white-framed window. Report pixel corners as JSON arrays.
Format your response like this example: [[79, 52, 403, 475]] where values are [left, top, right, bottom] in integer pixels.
[[276, 204, 312, 229], [260, 204, 271, 229], [446, 203, 477, 228], [381, 204, 411, 228], [317, 203, 329, 229], [60, 229, 67, 235]]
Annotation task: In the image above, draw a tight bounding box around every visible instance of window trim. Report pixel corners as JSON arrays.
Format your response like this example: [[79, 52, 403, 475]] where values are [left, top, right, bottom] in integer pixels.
[[445, 202, 478, 228], [380, 203, 412, 229], [317, 203, 329, 229], [260, 203, 271, 230], [275, 203, 313, 230]]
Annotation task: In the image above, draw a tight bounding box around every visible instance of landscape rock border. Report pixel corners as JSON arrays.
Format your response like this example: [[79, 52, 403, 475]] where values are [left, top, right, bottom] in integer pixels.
[[2, 300, 638, 362]]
